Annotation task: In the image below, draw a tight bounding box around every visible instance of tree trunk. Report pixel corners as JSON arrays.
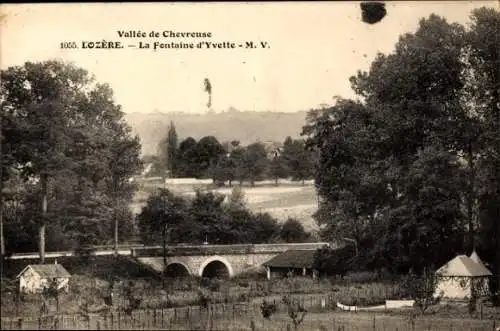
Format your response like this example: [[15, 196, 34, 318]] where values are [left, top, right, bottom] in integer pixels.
[[162, 225, 167, 271], [113, 177, 118, 254], [466, 142, 476, 252], [114, 210, 118, 253], [40, 173, 48, 264]]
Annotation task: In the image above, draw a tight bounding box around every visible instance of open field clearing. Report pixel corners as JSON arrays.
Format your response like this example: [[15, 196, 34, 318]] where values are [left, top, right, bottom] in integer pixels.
[[130, 178, 319, 231]]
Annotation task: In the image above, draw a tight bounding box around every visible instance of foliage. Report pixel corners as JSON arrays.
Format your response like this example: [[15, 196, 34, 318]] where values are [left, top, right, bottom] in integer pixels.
[[269, 148, 288, 185], [313, 245, 356, 277], [282, 295, 307, 330], [260, 299, 277, 319], [41, 277, 64, 312], [303, 9, 500, 285], [137, 187, 280, 245], [136, 188, 190, 245], [176, 137, 199, 178], [282, 137, 316, 184], [1, 60, 143, 256], [153, 122, 179, 178], [400, 269, 441, 315], [244, 142, 270, 186], [227, 185, 246, 211], [280, 218, 310, 243], [152, 135, 316, 187]]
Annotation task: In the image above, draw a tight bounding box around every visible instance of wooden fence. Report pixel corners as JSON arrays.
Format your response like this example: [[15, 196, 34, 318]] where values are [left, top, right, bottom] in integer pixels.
[[2, 300, 499, 331]]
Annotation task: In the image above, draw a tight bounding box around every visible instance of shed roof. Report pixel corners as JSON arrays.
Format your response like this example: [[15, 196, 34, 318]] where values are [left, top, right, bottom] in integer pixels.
[[16, 264, 71, 279], [469, 251, 487, 269], [436, 255, 492, 277], [264, 250, 317, 269]]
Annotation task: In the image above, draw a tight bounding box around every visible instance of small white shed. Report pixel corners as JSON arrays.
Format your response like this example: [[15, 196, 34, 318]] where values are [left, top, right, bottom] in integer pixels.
[[434, 254, 492, 300], [16, 263, 71, 294]]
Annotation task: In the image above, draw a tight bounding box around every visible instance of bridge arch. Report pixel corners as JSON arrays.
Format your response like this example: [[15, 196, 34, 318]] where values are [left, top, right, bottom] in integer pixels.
[[198, 256, 234, 278], [164, 262, 192, 277]]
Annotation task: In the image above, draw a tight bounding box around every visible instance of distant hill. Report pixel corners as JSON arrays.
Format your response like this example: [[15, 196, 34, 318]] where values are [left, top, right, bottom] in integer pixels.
[[124, 109, 310, 156]]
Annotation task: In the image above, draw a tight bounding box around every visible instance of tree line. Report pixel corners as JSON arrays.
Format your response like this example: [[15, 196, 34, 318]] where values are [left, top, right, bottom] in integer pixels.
[[304, 8, 499, 301], [0, 61, 143, 260], [146, 123, 317, 186], [136, 186, 312, 252]]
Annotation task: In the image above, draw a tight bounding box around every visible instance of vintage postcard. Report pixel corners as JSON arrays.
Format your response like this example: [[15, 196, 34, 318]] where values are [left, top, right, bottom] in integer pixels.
[[1, 2, 499, 330]]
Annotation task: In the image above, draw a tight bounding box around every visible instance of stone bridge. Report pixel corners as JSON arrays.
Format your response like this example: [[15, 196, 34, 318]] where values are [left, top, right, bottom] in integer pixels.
[[132, 242, 332, 278]]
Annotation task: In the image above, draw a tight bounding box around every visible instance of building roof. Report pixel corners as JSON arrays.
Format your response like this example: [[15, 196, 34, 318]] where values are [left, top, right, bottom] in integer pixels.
[[264, 249, 317, 269], [469, 251, 487, 269], [436, 255, 492, 277], [16, 264, 71, 279]]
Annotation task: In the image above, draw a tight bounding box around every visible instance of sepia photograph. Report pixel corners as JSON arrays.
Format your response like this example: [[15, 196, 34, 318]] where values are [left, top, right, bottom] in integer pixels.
[[0, 1, 499, 330]]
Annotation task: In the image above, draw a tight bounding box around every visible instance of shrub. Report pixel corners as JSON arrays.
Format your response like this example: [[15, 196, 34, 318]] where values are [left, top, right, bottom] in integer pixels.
[[260, 299, 277, 319], [400, 269, 441, 315], [280, 218, 310, 243]]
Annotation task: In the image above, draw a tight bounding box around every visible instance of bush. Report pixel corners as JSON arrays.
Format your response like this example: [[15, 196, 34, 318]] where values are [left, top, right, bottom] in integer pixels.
[[280, 218, 310, 243], [313, 245, 356, 277]]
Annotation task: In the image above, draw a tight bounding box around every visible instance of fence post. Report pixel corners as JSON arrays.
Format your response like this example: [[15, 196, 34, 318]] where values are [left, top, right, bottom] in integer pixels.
[[161, 309, 164, 328], [372, 315, 376, 331]]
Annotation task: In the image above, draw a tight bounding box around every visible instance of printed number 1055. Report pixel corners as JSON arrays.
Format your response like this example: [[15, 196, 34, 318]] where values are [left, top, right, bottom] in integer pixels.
[[60, 42, 78, 49]]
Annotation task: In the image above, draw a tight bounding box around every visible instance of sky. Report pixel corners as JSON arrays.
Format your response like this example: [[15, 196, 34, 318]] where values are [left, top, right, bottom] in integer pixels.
[[0, 1, 497, 114]]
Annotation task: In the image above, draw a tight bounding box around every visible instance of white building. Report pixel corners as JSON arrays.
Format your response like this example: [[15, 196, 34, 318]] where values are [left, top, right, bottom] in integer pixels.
[[16, 263, 71, 294], [434, 253, 492, 300]]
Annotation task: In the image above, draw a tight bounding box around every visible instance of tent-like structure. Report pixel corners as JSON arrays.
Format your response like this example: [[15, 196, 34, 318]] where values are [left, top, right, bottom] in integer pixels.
[[434, 253, 492, 300], [470, 250, 487, 269]]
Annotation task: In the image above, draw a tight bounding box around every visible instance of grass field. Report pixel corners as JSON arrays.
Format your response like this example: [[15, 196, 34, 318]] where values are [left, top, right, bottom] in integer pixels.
[[130, 178, 319, 232]]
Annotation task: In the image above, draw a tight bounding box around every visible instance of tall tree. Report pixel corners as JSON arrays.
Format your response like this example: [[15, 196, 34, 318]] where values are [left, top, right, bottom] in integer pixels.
[[244, 142, 269, 186], [230, 146, 247, 185], [1, 61, 90, 262], [177, 137, 198, 177], [166, 122, 179, 177], [466, 7, 500, 302], [269, 149, 287, 186], [1, 61, 143, 257], [304, 14, 469, 272], [136, 189, 189, 268], [195, 136, 225, 179], [282, 137, 315, 184]]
